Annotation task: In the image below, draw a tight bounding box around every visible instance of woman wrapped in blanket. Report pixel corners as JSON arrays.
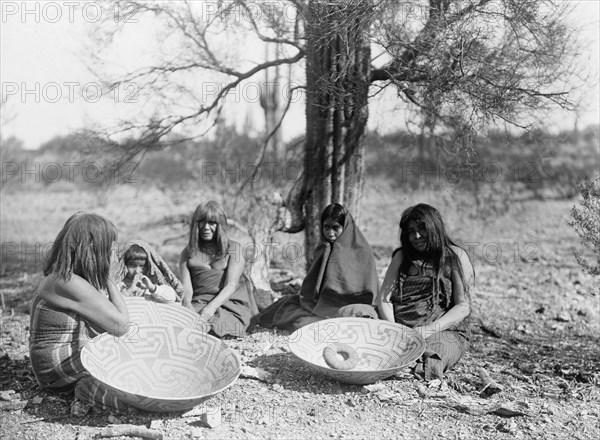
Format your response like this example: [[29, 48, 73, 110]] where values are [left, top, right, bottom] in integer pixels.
[[29, 212, 134, 414], [258, 203, 380, 331], [377, 204, 474, 381], [179, 201, 258, 338]]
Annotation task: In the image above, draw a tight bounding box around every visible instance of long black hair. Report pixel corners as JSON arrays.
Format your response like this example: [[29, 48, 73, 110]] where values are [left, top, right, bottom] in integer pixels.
[[43, 212, 117, 291], [399, 204, 465, 284], [321, 203, 346, 226], [187, 200, 229, 259]]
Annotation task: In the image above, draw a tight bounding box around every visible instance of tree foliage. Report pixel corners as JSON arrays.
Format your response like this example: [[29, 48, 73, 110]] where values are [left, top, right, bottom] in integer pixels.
[[568, 176, 600, 277], [87, 0, 585, 262]]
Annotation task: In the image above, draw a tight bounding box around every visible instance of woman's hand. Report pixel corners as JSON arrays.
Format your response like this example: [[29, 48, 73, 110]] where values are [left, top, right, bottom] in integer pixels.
[[181, 299, 196, 312], [107, 278, 120, 298], [411, 325, 438, 340], [199, 303, 217, 322], [43, 274, 130, 336]]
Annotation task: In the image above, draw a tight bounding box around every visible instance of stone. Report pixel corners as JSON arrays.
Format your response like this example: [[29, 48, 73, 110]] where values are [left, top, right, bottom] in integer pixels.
[[201, 408, 222, 428]]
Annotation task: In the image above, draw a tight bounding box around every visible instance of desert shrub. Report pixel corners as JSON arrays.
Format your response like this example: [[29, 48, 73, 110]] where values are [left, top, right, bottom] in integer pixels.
[[364, 126, 600, 200], [568, 176, 600, 277]]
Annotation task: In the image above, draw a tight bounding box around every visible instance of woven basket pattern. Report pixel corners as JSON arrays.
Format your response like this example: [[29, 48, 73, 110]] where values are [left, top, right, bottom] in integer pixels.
[[288, 318, 425, 385], [81, 325, 240, 412], [124, 297, 202, 329]]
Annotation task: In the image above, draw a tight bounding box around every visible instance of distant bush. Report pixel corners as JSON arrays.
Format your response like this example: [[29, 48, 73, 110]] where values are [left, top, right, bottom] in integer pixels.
[[364, 125, 600, 200], [568, 176, 600, 277]]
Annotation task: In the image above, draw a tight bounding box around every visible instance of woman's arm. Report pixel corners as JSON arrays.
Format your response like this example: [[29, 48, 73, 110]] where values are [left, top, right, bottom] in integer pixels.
[[178, 248, 195, 311], [377, 250, 403, 322], [414, 247, 473, 337], [39, 275, 130, 336], [149, 284, 178, 303], [198, 241, 246, 321]]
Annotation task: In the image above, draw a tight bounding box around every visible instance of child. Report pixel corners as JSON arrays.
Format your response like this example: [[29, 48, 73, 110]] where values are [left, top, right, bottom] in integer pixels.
[[258, 203, 380, 330], [29, 212, 132, 414], [377, 203, 474, 380], [114, 241, 184, 303]]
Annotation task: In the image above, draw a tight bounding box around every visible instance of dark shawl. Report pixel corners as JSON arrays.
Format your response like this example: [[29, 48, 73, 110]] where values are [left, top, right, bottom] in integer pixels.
[[259, 210, 379, 329]]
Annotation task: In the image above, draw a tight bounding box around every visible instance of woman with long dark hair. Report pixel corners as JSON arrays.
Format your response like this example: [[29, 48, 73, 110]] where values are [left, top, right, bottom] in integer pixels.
[[179, 200, 257, 337], [29, 212, 131, 413], [377, 204, 474, 380]]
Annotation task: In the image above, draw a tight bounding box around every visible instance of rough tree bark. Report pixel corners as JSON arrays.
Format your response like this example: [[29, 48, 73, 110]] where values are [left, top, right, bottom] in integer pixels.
[[260, 43, 284, 162], [300, 0, 372, 266]]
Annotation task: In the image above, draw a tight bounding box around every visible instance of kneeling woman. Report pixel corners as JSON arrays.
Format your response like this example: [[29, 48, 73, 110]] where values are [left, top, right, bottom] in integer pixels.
[[179, 201, 256, 337], [29, 212, 132, 413], [377, 204, 474, 380]]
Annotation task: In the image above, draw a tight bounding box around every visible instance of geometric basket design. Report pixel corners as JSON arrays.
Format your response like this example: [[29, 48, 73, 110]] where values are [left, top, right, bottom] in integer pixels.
[[81, 325, 241, 412], [288, 317, 425, 385], [124, 296, 203, 330]]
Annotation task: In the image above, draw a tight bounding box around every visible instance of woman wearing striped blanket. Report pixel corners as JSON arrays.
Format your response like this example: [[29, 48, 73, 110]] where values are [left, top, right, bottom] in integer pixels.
[[29, 212, 132, 414]]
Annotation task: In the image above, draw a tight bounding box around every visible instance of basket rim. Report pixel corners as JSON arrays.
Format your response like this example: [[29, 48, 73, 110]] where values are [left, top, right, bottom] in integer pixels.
[[81, 324, 241, 402], [287, 317, 425, 374], [123, 296, 199, 317]]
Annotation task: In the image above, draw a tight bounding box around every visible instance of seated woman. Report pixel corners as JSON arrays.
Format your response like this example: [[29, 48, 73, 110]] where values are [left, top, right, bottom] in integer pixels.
[[112, 240, 184, 303], [179, 201, 257, 338], [259, 203, 380, 331], [377, 204, 474, 381], [29, 212, 132, 414]]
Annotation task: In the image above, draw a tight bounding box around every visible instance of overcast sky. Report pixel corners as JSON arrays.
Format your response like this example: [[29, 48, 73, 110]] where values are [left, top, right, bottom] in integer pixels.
[[1, 0, 599, 150]]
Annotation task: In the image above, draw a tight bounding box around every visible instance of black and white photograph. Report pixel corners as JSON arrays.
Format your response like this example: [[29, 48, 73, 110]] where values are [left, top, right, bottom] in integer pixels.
[[1, 1, 599, 438]]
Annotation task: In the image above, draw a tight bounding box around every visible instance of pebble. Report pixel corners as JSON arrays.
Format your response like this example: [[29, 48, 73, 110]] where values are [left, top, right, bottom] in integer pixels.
[[107, 415, 122, 424], [0, 390, 16, 401], [555, 311, 572, 322], [201, 408, 222, 428], [362, 383, 386, 394], [0, 400, 27, 411]]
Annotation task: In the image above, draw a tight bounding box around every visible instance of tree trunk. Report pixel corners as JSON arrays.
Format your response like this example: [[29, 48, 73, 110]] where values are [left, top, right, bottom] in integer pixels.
[[260, 43, 283, 161], [301, 0, 372, 267]]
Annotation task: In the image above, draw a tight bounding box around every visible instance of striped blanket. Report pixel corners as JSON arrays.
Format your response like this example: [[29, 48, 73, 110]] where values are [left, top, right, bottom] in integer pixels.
[[29, 294, 133, 412], [29, 294, 100, 393]]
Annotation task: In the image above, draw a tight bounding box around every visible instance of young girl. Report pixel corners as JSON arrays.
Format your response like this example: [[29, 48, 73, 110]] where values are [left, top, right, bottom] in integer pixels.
[[259, 203, 380, 330], [377, 204, 474, 380], [29, 212, 132, 414], [113, 240, 183, 303], [179, 201, 257, 338]]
